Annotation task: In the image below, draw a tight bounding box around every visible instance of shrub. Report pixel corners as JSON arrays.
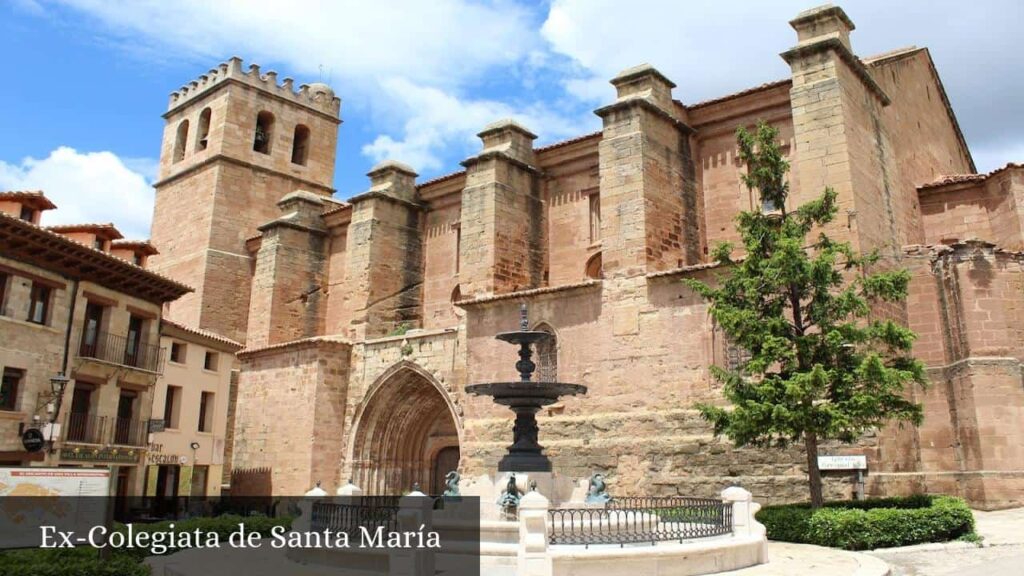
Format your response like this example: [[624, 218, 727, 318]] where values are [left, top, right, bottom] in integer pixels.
[[114, 513, 292, 558], [756, 495, 974, 550], [0, 548, 149, 576]]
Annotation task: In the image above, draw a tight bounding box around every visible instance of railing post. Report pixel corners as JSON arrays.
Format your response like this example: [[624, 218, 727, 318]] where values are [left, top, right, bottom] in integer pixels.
[[720, 486, 767, 562], [390, 486, 435, 576], [295, 483, 327, 533], [518, 489, 552, 576]]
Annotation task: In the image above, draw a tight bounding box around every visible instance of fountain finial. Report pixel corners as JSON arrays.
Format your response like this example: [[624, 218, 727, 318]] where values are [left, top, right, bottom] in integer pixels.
[[519, 303, 529, 331]]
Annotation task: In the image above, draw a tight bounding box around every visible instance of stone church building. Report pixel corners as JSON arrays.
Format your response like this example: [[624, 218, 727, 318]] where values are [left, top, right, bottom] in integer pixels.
[[148, 5, 1023, 507]]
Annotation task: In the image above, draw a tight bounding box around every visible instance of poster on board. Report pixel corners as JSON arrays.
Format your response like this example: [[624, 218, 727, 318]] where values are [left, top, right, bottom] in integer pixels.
[[0, 467, 111, 549]]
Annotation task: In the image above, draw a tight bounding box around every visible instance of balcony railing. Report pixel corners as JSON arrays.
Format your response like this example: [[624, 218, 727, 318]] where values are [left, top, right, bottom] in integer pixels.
[[111, 417, 148, 447], [79, 331, 163, 373], [64, 414, 149, 447], [66, 413, 105, 444]]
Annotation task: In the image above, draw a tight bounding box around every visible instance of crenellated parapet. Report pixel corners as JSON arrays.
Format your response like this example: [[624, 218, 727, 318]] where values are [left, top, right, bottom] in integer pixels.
[[167, 56, 341, 117]]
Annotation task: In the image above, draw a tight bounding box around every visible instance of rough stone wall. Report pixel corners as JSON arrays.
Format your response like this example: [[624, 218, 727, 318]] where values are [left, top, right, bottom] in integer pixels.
[[246, 194, 328, 347], [148, 164, 218, 330], [421, 201, 462, 329], [323, 224, 350, 334], [457, 123, 545, 298], [919, 183, 996, 245], [867, 244, 1024, 508], [458, 282, 851, 504], [233, 340, 350, 495], [987, 170, 1024, 249], [692, 102, 797, 254], [868, 49, 974, 245], [339, 195, 423, 340], [0, 257, 71, 454], [542, 142, 601, 286], [597, 69, 701, 279]]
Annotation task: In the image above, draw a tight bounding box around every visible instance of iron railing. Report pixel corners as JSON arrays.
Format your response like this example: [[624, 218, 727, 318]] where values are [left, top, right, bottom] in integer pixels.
[[548, 496, 732, 547], [64, 414, 149, 446], [66, 413, 105, 444], [111, 417, 148, 447], [79, 331, 163, 373], [311, 498, 400, 536]]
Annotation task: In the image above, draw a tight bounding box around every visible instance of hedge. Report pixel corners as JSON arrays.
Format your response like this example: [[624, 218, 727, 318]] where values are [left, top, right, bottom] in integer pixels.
[[0, 513, 292, 576], [0, 548, 149, 576], [756, 494, 974, 550]]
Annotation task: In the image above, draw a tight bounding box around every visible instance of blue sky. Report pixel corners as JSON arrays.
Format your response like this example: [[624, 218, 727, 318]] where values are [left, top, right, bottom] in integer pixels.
[[1, 0, 1021, 239]]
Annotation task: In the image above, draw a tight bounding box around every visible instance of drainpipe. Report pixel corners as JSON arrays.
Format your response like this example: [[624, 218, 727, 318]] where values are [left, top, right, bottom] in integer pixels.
[[50, 278, 78, 436]]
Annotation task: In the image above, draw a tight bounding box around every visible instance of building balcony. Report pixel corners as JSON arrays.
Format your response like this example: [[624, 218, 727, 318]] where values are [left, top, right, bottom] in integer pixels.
[[63, 414, 150, 447], [65, 413, 106, 444], [79, 331, 163, 373], [111, 417, 148, 447]]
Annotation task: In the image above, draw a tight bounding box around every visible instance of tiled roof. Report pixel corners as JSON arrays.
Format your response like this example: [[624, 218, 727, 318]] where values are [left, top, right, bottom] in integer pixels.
[[238, 335, 352, 358], [46, 222, 124, 239], [455, 279, 601, 306], [534, 131, 602, 153], [162, 318, 242, 350], [0, 190, 56, 210], [321, 202, 352, 216], [919, 163, 1022, 190], [111, 240, 159, 255], [862, 46, 921, 65], [686, 79, 792, 110], [0, 212, 191, 303], [416, 169, 466, 189]]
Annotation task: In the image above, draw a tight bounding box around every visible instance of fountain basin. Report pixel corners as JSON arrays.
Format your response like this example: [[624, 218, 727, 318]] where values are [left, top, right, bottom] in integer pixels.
[[464, 382, 586, 406]]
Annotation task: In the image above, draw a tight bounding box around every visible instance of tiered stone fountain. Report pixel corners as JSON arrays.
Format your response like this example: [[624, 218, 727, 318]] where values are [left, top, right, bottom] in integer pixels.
[[463, 304, 587, 516]]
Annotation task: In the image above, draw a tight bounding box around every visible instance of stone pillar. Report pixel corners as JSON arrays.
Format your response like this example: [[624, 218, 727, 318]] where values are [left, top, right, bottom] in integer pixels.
[[458, 119, 545, 298], [721, 486, 767, 562], [390, 488, 435, 576], [293, 483, 328, 533], [782, 5, 902, 255], [246, 190, 328, 348], [595, 64, 700, 278], [340, 161, 424, 339], [517, 489, 552, 576], [336, 479, 363, 496]]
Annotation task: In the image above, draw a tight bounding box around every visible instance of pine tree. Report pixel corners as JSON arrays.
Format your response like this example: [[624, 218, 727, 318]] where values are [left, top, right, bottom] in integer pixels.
[[685, 122, 926, 508]]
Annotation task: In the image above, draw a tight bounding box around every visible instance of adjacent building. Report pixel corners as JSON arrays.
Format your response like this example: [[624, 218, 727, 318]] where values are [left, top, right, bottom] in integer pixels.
[[145, 319, 241, 501], [0, 192, 191, 496]]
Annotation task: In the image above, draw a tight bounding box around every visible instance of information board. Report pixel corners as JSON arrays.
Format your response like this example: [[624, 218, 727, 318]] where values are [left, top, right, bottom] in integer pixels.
[[0, 467, 110, 549]]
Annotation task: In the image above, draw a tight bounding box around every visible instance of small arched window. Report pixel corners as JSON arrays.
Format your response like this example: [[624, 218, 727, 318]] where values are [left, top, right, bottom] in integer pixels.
[[534, 323, 557, 382], [195, 108, 212, 151], [253, 111, 275, 154], [585, 251, 603, 280], [173, 120, 189, 163], [291, 124, 310, 165]]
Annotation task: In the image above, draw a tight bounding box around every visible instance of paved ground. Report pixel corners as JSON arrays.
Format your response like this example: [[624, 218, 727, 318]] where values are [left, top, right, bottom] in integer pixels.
[[723, 542, 889, 576], [145, 508, 1024, 576], [867, 507, 1024, 576]]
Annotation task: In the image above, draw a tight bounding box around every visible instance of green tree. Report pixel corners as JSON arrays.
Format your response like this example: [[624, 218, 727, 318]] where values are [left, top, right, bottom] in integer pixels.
[[685, 122, 926, 508]]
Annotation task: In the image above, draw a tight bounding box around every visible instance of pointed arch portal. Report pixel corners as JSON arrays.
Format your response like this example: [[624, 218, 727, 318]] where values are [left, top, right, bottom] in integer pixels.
[[349, 363, 461, 495]]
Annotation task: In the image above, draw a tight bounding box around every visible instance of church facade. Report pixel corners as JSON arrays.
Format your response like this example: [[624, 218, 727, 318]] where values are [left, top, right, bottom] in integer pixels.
[[148, 5, 1024, 507]]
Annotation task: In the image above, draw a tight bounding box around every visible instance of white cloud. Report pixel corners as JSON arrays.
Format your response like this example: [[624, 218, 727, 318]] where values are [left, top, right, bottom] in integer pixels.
[[541, 0, 1024, 165], [38, 0, 1024, 180], [54, 0, 564, 177], [362, 78, 591, 172], [0, 147, 155, 239]]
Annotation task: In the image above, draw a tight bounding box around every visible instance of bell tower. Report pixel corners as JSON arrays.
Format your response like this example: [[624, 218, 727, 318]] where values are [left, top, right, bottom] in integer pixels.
[[148, 57, 341, 342]]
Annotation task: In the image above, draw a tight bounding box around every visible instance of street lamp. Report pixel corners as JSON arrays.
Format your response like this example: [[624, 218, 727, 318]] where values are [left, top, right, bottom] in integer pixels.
[[48, 373, 70, 424]]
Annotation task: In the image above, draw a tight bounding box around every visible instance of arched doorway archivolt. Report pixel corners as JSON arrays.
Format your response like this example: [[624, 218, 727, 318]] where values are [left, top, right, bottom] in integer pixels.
[[347, 361, 462, 495]]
